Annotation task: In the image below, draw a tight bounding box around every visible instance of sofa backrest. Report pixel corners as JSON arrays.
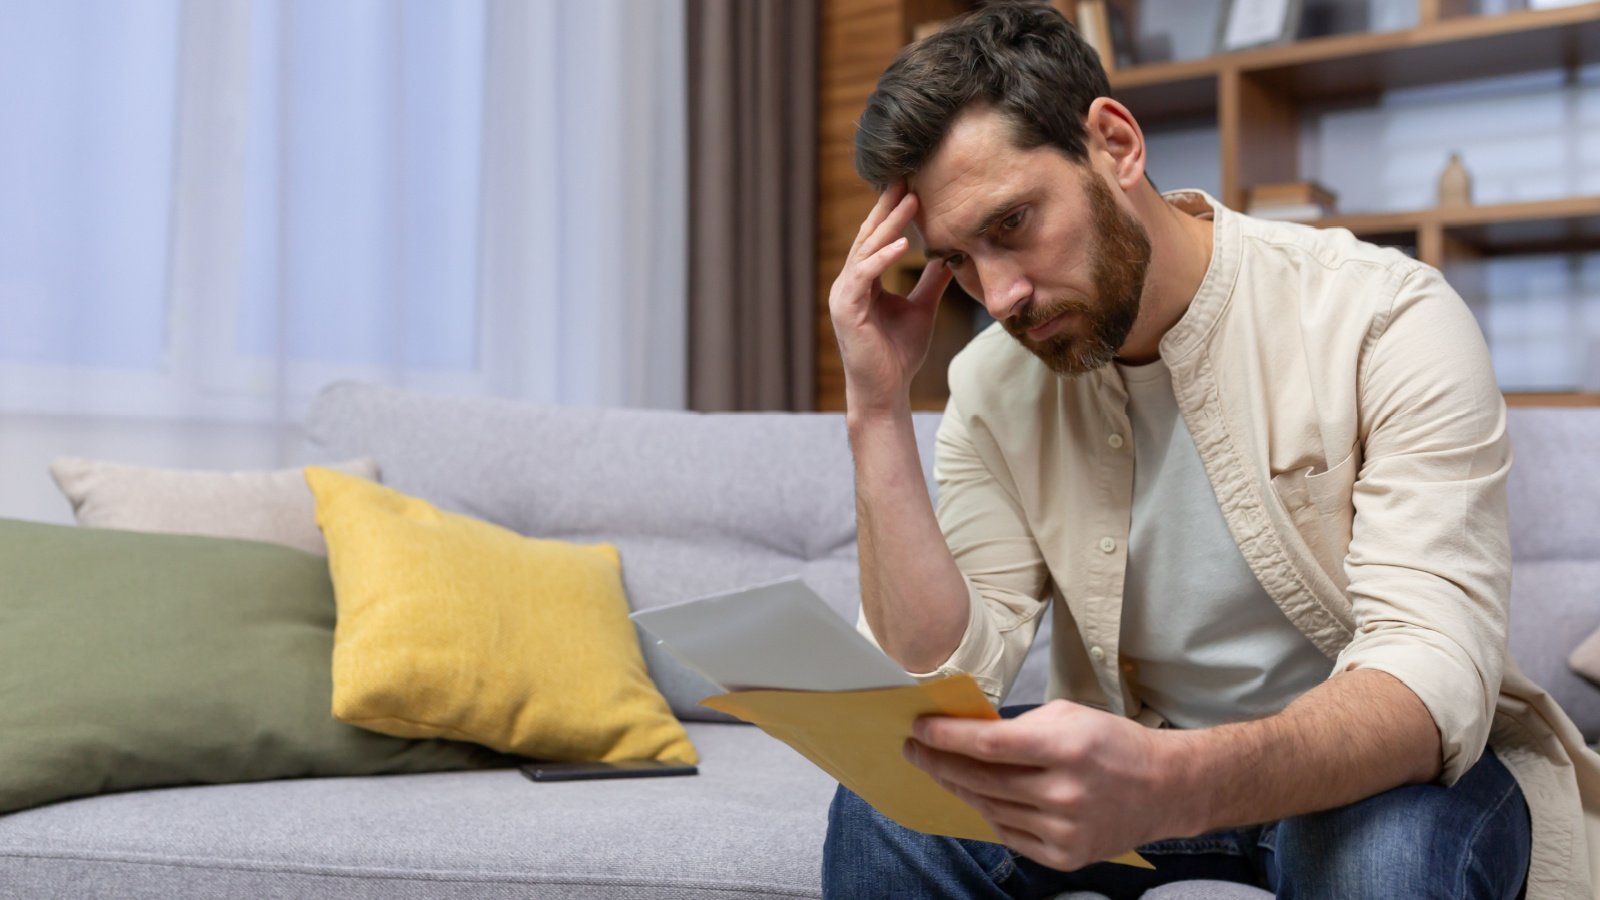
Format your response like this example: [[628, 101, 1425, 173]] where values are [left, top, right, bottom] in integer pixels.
[[303, 381, 942, 721], [304, 383, 1600, 737], [1504, 408, 1600, 740]]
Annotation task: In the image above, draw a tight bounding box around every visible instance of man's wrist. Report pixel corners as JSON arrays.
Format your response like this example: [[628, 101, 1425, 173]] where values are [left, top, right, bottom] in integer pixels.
[[1153, 727, 1223, 839], [844, 391, 913, 432]]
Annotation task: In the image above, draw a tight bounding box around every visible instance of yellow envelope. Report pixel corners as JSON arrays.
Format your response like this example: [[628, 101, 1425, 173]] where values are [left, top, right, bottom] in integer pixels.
[[701, 674, 1152, 870]]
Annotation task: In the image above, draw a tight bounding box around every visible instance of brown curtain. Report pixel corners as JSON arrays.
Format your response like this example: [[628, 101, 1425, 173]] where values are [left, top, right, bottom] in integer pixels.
[[686, 0, 818, 412]]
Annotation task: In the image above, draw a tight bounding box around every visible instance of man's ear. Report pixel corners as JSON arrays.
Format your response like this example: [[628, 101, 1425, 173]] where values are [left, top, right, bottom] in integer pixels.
[[1085, 97, 1146, 193]]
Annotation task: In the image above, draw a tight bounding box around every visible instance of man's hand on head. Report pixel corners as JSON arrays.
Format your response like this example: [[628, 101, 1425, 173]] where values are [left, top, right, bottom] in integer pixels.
[[829, 181, 955, 420], [904, 700, 1188, 871]]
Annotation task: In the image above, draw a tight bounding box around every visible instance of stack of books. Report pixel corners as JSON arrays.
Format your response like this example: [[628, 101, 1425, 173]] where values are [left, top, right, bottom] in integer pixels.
[[1246, 181, 1339, 221]]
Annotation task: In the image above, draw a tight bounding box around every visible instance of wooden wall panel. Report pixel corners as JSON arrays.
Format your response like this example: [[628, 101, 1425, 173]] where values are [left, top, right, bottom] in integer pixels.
[[816, 0, 904, 411], [815, 0, 972, 411]]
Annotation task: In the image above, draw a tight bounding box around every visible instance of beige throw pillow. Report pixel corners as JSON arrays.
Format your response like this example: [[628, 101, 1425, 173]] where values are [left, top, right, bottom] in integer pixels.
[[50, 456, 378, 556]]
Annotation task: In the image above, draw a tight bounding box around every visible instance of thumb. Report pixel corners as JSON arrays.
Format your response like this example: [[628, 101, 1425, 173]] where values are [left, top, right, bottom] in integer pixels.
[[907, 258, 955, 307]]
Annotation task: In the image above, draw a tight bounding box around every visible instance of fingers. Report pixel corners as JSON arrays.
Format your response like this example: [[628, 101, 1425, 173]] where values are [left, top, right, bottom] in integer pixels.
[[852, 236, 912, 289], [995, 821, 1084, 873], [857, 189, 920, 265], [912, 716, 1050, 766], [855, 181, 907, 248], [940, 776, 1090, 873], [905, 738, 1046, 806], [907, 256, 954, 305], [921, 760, 1088, 872]]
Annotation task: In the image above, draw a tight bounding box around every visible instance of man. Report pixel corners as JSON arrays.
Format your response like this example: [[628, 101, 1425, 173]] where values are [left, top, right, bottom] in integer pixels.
[[822, 4, 1599, 898]]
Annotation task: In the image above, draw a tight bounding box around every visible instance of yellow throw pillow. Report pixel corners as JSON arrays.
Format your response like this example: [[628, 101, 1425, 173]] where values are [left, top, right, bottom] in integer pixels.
[[304, 466, 697, 764]]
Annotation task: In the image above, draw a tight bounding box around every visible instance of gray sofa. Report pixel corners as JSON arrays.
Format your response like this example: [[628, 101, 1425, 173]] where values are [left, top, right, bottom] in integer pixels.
[[1, 381, 1595, 899]]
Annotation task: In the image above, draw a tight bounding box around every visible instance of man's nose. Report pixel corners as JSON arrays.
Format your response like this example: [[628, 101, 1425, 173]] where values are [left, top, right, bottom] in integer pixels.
[[977, 258, 1031, 322]]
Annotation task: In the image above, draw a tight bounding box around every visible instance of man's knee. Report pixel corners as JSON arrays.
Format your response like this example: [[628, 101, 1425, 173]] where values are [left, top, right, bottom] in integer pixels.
[[1270, 752, 1529, 900], [823, 784, 910, 895], [822, 784, 1013, 899]]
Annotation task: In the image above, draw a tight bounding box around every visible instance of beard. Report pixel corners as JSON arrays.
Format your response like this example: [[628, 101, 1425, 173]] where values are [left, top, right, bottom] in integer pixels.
[[1003, 172, 1151, 376]]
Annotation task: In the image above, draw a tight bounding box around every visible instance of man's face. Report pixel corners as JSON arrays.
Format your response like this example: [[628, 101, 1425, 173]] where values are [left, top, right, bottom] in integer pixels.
[[909, 107, 1152, 376]]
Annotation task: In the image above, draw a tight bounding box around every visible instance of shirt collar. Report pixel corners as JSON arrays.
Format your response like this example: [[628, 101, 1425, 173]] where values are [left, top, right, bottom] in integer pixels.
[[1153, 189, 1240, 366]]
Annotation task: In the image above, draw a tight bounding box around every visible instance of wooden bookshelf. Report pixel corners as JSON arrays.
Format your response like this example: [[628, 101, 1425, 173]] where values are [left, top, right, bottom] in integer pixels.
[[1315, 195, 1600, 264], [1115, 3, 1600, 123], [1506, 391, 1600, 406], [815, 0, 1600, 410]]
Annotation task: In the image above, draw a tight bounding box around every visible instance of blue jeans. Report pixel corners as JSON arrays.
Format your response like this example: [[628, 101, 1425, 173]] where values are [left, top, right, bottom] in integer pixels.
[[822, 709, 1530, 900]]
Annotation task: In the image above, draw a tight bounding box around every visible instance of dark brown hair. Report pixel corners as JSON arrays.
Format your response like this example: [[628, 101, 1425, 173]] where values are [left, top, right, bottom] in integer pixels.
[[853, 1, 1111, 191]]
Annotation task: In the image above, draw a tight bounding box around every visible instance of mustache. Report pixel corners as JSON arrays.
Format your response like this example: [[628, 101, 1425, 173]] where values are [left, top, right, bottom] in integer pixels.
[[1004, 298, 1092, 335]]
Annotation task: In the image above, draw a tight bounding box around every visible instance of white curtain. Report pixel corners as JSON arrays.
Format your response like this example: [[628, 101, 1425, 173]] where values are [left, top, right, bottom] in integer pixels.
[[0, 0, 688, 429]]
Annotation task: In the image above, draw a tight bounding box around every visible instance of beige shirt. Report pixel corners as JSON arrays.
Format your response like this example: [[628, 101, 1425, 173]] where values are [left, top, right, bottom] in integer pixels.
[[1115, 357, 1332, 729], [861, 190, 1600, 899]]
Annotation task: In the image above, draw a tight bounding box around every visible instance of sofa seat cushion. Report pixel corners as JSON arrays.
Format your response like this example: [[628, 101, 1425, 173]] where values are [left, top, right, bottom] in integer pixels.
[[0, 723, 834, 900]]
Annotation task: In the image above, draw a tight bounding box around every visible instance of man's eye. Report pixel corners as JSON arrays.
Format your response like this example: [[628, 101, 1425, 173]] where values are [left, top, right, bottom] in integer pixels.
[[945, 254, 966, 269], [1000, 210, 1024, 230]]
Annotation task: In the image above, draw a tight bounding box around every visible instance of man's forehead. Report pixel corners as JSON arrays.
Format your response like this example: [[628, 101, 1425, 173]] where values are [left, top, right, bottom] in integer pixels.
[[910, 156, 1031, 251], [907, 110, 1053, 245]]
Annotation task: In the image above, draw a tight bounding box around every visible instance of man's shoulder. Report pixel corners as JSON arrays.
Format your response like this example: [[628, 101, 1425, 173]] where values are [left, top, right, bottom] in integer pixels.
[[946, 323, 1054, 415], [942, 324, 1102, 453], [1234, 212, 1428, 312]]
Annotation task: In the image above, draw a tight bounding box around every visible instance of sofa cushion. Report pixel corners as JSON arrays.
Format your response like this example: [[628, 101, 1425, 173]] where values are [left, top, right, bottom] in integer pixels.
[[302, 382, 946, 721], [50, 455, 379, 556], [306, 466, 697, 764], [0, 722, 833, 900], [0, 518, 511, 817]]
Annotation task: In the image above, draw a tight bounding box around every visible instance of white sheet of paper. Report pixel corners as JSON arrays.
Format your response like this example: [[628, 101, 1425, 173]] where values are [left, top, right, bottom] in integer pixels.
[[630, 578, 916, 693]]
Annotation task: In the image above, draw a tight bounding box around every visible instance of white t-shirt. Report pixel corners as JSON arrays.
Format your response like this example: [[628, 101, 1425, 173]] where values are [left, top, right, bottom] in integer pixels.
[[1116, 357, 1332, 729]]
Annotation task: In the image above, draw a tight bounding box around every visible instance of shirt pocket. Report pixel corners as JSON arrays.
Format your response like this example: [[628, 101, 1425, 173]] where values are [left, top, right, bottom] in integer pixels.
[[1270, 448, 1359, 584]]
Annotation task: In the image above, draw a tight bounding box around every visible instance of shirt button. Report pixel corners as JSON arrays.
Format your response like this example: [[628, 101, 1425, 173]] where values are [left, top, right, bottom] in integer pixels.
[[1089, 645, 1107, 662], [1107, 434, 1125, 449], [1099, 536, 1117, 553]]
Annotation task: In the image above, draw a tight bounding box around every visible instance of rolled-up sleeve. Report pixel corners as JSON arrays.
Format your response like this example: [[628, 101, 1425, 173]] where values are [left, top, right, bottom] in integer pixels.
[[1335, 264, 1512, 785], [856, 395, 1051, 705]]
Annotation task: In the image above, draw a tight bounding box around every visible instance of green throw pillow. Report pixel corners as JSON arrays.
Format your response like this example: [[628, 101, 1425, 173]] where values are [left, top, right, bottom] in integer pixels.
[[0, 518, 516, 815]]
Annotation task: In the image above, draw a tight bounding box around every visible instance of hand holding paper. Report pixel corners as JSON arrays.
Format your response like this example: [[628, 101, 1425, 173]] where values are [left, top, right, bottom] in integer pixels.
[[633, 579, 1150, 870], [904, 699, 1170, 872]]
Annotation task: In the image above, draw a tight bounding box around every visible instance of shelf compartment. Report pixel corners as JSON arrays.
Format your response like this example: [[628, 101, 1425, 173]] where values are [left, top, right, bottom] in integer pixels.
[[1112, 2, 1600, 123], [1315, 195, 1600, 256]]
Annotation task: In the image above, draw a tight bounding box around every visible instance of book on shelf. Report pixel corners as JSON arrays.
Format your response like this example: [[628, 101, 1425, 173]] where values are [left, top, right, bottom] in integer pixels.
[[1248, 202, 1335, 221], [1071, 1, 1117, 73], [1246, 180, 1339, 221], [1104, 1, 1134, 69]]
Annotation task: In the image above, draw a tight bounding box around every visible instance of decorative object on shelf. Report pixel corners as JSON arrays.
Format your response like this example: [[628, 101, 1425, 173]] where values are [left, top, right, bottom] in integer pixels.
[[1245, 180, 1339, 220], [1529, 0, 1591, 9], [1217, 0, 1304, 52], [1073, 1, 1117, 72], [1438, 152, 1473, 209]]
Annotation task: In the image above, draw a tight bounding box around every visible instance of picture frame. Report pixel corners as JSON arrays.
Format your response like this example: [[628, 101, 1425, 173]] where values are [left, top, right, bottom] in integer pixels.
[[1215, 0, 1303, 54]]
